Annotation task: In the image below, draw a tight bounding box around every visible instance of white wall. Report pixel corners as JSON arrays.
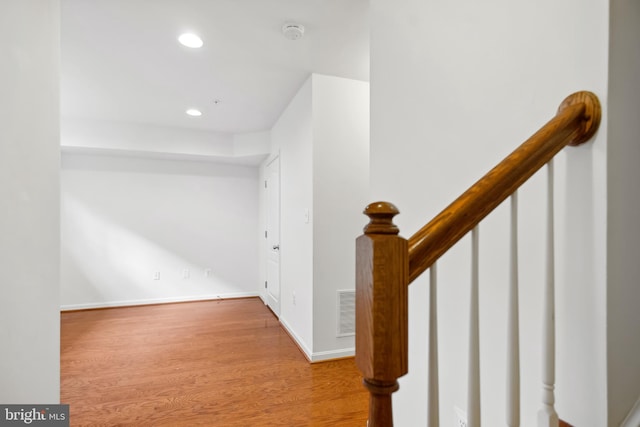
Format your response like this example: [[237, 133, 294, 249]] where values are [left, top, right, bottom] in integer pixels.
[[312, 75, 369, 355], [61, 152, 260, 308], [62, 117, 234, 155], [267, 74, 369, 361], [607, 0, 640, 424], [270, 77, 314, 355], [0, 0, 61, 403], [62, 118, 269, 164], [370, 1, 609, 426], [233, 131, 270, 157]]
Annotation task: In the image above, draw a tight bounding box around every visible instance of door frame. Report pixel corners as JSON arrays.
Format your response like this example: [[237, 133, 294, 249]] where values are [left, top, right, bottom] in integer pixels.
[[264, 154, 281, 316]]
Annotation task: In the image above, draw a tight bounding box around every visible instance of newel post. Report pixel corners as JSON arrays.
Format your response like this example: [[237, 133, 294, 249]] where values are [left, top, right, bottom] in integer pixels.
[[355, 202, 409, 427]]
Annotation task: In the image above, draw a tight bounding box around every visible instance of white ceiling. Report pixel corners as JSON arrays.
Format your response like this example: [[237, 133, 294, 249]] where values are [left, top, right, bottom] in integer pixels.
[[61, 0, 370, 135]]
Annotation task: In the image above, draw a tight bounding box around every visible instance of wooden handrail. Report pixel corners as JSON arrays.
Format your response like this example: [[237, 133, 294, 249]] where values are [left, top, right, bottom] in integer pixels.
[[355, 91, 601, 427], [407, 91, 601, 283]]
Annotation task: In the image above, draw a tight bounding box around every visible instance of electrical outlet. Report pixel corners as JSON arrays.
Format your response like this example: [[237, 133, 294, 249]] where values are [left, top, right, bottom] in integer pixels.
[[204, 269, 212, 278], [454, 407, 467, 427], [182, 269, 190, 279], [292, 291, 296, 306], [153, 271, 160, 280]]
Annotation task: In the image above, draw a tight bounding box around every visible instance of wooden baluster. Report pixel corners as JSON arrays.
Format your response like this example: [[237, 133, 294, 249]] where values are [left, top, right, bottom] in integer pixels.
[[468, 226, 481, 427], [428, 262, 440, 427], [356, 202, 409, 427], [538, 160, 559, 427], [507, 192, 521, 427]]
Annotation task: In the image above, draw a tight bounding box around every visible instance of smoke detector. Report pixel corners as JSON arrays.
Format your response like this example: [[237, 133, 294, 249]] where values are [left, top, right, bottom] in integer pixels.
[[282, 23, 305, 40]]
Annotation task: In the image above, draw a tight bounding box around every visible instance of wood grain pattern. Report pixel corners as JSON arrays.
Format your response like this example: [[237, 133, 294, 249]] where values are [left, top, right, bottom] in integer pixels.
[[407, 91, 601, 283], [61, 298, 368, 426], [355, 202, 408, 426]]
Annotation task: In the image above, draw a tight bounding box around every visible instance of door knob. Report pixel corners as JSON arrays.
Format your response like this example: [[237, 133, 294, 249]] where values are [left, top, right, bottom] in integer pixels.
[[273, 245, 280, 250]]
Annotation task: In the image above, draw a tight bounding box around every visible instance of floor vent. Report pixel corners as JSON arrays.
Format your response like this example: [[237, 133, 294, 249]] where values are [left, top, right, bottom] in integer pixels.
[[337, 290, 356, 337]]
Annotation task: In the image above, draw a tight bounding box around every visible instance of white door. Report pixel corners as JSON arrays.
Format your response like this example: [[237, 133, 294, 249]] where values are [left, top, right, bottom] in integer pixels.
[[265, 156, 280, 316]]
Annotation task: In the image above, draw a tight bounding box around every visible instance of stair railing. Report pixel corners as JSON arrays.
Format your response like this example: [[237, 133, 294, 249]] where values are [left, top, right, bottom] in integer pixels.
[[355, 91, 601, 427]]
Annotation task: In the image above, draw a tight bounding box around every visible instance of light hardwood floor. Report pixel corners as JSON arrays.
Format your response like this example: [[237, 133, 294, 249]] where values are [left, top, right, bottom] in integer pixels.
[[61, 297, 368, 426]]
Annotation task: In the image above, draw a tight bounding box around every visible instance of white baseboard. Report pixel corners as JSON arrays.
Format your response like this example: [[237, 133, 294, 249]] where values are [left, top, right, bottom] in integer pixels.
[[310, 347, 355, 362], [258, 293, 268, 306], [278, 317, 355, 362], [60, 292, 260, 311], [279, 316, 313, 360]]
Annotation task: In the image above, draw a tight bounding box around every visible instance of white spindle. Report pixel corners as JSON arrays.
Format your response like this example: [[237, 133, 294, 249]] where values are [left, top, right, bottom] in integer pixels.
[[538, 160, 559, 427], [468, 226, 481, 427], [428, 262, 439, 427], [507, 192, 521, 427]]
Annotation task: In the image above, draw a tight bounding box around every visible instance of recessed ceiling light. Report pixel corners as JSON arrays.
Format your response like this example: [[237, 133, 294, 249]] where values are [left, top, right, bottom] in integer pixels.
[[178, 33, 203, 48], [186, 109, 202, 117]]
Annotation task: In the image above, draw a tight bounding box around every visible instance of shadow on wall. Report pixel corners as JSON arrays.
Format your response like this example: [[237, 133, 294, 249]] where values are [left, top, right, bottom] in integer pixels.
[[61, 195, 247, 308], [60, 154, 260, 309]]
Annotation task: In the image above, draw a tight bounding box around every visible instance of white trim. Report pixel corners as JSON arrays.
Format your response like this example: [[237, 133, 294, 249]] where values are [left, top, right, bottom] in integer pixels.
[[621, 395, 640, 427], [279, 316, 313, 360], [60, 292, 260, 311], [263, 150, 281, 169], [278, 317, 355, 362], [310, 348, 355, 362], [258, 293, 268, 307], [61, 145, 267, 166]]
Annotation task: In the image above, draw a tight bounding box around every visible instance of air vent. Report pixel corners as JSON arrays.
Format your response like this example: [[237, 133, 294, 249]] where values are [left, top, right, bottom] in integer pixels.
[[337, 290, 356, 337]]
